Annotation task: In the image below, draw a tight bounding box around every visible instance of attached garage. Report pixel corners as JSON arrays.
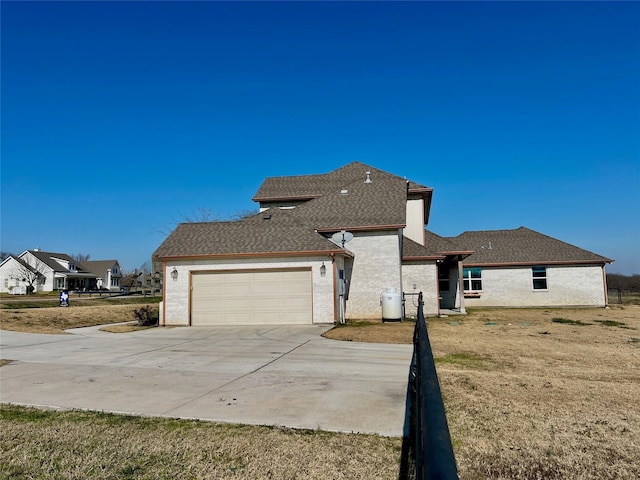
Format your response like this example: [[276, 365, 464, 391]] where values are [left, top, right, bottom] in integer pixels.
[[190, 268, 313, 325]]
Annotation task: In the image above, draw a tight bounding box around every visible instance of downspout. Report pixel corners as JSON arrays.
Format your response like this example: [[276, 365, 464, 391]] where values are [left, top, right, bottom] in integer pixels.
[[331, 255, 338, 324], [435, 262, 441, 317], [457, 257, 466, 314], [162, 260, 167, 326], [398, 228, 404, 294], [602, 264, 609, 307]]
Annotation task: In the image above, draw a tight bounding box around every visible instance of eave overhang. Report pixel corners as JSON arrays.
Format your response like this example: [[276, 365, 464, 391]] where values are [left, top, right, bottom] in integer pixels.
[[156, 248, 355, 261], [408, 186, 433, 225], [315, 224, 405, 233], [464, 259, 613, 267], [252, 194, 322, 203]]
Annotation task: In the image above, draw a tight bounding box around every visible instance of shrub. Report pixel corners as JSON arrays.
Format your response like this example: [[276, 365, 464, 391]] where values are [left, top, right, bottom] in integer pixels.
[[133, 306, 158, 326]]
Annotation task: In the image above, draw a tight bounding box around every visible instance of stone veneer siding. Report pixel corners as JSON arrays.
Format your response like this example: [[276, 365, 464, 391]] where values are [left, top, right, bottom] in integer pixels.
[[461, 264, 607, 307], [162, 256, 335, 326]]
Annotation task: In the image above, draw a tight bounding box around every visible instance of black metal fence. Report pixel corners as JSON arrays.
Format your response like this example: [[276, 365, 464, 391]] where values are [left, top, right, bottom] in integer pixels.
[[607, 288, 640, 304], [399, 292, 459, 480]]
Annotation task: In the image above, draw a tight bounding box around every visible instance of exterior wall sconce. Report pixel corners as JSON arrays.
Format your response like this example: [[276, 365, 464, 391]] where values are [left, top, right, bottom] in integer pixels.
[[170, 268, 178, 281], [320, 262, 327, 277]]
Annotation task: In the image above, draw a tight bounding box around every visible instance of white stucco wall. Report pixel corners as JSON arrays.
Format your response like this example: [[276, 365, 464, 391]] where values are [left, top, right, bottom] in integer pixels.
[[402, 262, 439, 317], [405, 198, 425, 246], [462, 264, 607, 307], [162, 255, 336, 326], [345, 231, 402, 320]]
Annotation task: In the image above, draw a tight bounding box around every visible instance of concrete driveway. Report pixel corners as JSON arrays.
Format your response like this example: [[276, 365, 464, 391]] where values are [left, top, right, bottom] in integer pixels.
[[0, 324, 413, 436]]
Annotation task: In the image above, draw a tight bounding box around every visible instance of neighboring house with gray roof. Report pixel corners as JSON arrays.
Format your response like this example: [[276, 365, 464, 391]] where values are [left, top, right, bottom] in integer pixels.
[[154, 162, 613, 326], [0, 250, 123, 293]]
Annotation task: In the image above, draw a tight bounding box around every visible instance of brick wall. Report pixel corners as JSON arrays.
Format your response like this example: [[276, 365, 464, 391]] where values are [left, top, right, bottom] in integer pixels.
[[462, 264, 607, 307]]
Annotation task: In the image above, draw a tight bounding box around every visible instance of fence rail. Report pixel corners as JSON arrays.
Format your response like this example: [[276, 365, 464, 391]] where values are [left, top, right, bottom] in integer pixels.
[[607, 288, 640, 304], [400, 292, 459, 480]]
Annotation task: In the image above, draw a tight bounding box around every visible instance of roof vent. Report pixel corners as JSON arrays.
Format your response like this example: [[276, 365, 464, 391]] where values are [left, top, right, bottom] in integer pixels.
[[364, 171, 372, 183], [262, 213, 272, 220], [340, 189, 348, 195]]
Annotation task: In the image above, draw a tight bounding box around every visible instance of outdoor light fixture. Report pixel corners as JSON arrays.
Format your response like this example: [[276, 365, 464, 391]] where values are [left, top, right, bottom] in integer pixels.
[[320, 262, 327, 277], [170, 268, 178, 281]]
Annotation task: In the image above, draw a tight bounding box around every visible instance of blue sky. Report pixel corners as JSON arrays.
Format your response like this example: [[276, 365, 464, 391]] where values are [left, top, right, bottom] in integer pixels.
[[2, 1, 639, 274]]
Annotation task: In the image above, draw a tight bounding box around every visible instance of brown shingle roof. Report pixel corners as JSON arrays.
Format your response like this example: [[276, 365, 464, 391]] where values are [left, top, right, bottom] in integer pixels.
[[253, 161, 428, 202], [403, 231, 474, 259], [79, 260, 120, 276], [26, 251, 94, 273], [153, 209, 345, 259], [290, 166, 408, 231], [156, 162, 430, 258], [448, 227, 613, 266]]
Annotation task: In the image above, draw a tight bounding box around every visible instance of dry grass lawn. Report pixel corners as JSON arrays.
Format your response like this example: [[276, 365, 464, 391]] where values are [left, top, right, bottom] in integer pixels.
[[328, 305, 640, 479], [0, 405, 401, 479], [1, 302, 639, 478], [0, 303, 159, 334]]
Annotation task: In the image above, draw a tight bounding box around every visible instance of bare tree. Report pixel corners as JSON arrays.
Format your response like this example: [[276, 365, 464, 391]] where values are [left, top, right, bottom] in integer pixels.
[[157, 207, 258, 236], [72, 253, 91, 262], [9, 257, 49, 295], [0, 251, 14, 261]]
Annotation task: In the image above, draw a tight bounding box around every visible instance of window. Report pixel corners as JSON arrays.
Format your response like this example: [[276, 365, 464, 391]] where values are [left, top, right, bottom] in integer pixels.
[[463, 267, 482, 291], [532, 266, 547, 290]]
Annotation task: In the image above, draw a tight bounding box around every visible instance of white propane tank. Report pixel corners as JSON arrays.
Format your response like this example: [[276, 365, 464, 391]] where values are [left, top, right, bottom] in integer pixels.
[[381, 287, 402, 322]]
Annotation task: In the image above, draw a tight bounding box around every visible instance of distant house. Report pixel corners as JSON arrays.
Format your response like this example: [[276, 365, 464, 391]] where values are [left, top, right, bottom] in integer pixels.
[[0, 250, 123, 294], [153, 162, 613, 326]]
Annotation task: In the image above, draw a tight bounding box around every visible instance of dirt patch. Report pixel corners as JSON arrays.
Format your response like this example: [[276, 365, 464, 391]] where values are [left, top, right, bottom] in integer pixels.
[[323, 319, 416, 344], [99, 323, 157, 333]]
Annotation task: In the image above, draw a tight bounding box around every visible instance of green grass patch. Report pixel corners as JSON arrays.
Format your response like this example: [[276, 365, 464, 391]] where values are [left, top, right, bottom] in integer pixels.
[[334, 320, 378, 328], [434, 352, 493, 369], [594, 319, 635, 329], [552, 317, 592, 326]]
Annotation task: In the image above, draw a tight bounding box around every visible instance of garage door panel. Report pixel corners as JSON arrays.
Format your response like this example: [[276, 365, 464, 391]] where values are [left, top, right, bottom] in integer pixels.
[[191, 269, 312, 325]]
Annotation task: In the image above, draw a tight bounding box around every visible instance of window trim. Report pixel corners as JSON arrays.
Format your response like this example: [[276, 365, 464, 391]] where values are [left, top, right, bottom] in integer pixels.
[[462, 267, 482, 292], [532, 266, 548, 290]]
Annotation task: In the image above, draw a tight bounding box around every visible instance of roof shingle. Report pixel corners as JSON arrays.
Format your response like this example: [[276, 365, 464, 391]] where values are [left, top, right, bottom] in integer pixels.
[[448, 227, 612, 265]]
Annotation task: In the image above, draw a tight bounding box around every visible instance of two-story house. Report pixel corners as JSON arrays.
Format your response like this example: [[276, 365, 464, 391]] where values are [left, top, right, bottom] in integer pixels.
[[153, 161, 612, 326]]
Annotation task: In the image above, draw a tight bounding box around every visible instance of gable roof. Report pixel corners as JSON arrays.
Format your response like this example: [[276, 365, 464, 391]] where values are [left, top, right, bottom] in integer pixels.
[[448, 227, 613, 266], [153, 208, 348, 259], [252, 161, 429, 203], [0, 255, 38, 273], [23, 250, 79, 272], [79, 260, 120, 276], [254, 161, 431, 231], [403, 231, 474, 260], [156, 161, 432, 258]]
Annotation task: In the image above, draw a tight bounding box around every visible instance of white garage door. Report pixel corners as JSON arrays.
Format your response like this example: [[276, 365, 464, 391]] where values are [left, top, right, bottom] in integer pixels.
[[191, 268, 313, 325]]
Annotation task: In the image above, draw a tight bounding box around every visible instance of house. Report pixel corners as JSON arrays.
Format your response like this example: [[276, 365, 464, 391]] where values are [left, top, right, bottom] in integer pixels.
[[78, 260, 124, 291], [0, 250, 123, 293], [153, 162, 613, 326], [440, 227, 612, 308]]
